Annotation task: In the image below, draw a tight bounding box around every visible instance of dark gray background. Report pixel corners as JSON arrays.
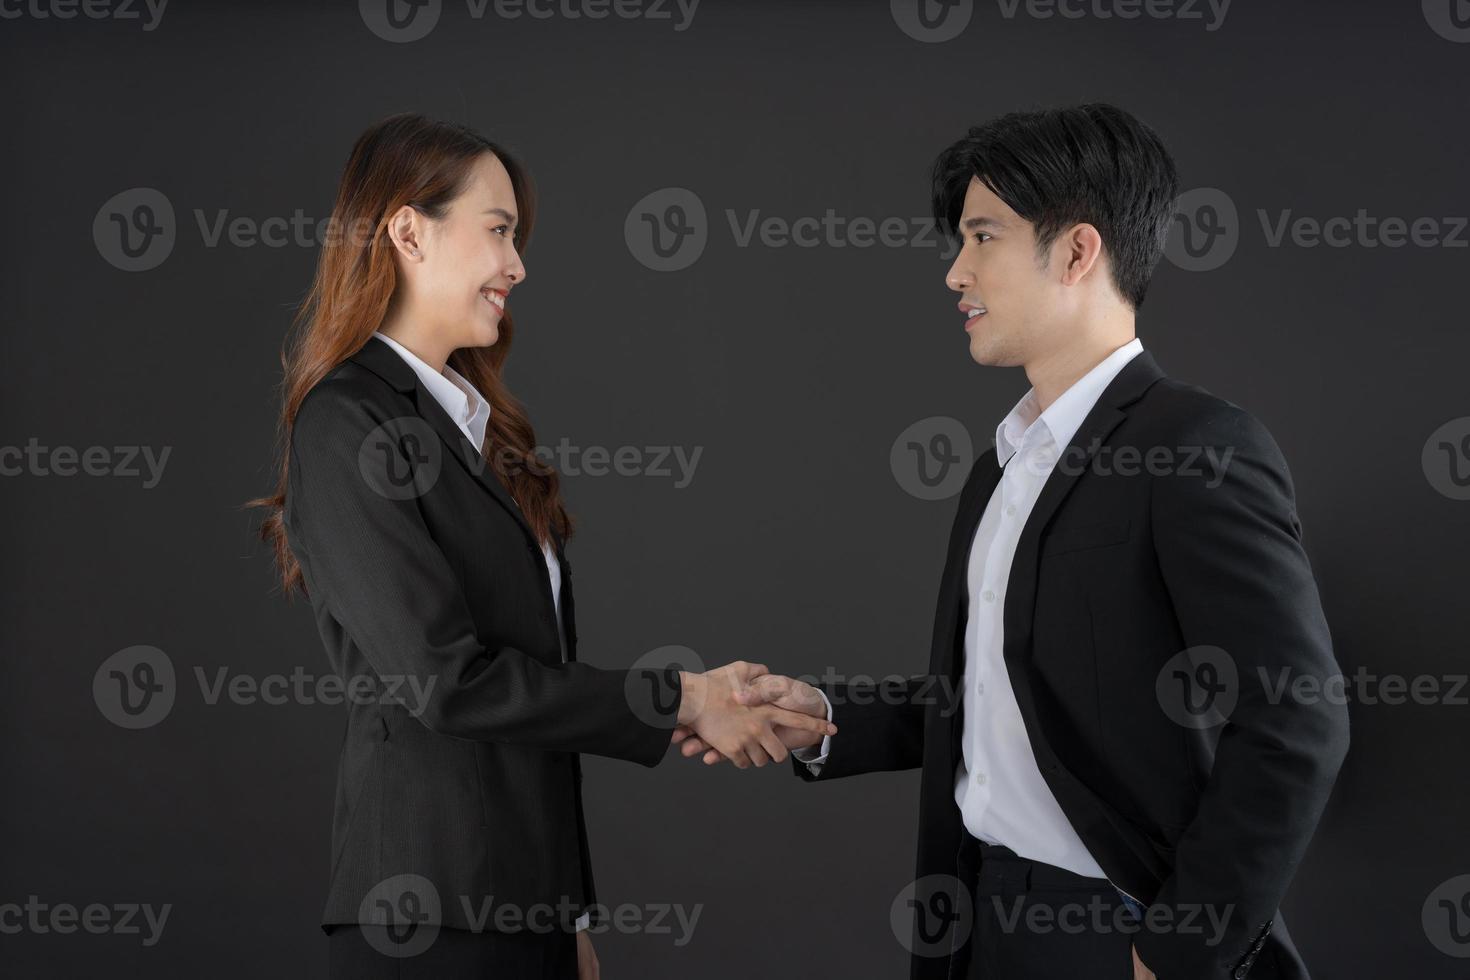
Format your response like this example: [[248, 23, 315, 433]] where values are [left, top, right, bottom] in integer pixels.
[[4, 0, 1468, 975]]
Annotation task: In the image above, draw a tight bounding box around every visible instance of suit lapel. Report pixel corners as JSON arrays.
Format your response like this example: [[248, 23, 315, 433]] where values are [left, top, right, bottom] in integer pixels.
[[931, 352, 1167, 787], [934, 451, 1002, 690], [552, 528, 578, 662], [935, 450, 1003, 773], [1001, 350, 1166, 665], [349, 335, 539, 546]]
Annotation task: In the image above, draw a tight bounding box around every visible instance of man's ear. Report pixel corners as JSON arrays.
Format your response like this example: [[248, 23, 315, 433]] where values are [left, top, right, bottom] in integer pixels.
[[1059, 222, 1105, 287]]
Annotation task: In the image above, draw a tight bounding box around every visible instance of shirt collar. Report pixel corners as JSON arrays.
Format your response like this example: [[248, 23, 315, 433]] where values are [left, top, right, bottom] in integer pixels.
[[993, 337, 1144, 466], [370, 330, 492, 450]]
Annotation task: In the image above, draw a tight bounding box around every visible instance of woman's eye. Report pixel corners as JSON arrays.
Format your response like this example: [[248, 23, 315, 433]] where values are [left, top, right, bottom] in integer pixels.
[[491, 225, 510, 237]]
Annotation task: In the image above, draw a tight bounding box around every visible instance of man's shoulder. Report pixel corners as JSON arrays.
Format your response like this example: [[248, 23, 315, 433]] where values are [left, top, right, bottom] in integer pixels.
[[1140, 374, 1244, 422], [1133, 374, 1275, 451]]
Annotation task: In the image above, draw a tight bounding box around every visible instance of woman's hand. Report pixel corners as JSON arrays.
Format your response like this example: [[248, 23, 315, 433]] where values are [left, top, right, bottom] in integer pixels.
[[675, 662, 836, 768], [576, 930, 599, 980]]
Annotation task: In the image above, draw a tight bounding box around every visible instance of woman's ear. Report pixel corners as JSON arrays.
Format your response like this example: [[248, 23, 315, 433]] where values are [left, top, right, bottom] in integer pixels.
[[386, 204, 423, 260]]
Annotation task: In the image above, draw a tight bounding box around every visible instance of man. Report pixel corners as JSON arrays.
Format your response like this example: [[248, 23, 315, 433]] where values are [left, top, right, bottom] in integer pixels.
[[673, 104, 1349, 979]]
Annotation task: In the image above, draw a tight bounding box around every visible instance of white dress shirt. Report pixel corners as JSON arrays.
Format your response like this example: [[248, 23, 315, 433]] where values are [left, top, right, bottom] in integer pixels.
[[369, 330, 585, 929], [799, 338, 1145, 884]]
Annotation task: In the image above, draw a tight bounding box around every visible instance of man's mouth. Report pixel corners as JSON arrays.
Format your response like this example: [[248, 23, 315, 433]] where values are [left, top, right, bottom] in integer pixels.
[[961, 302, 987, 327], [481, 287, 506, 311]]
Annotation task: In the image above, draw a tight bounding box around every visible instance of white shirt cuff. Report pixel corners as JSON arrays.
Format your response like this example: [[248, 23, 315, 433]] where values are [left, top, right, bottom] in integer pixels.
[[791, 688, 833, 773], [575, 910, 590, 932]]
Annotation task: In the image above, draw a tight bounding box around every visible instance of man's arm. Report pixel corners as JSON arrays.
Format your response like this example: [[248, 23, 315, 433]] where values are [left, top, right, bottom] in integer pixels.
[[1134, 404, 1350, 978]]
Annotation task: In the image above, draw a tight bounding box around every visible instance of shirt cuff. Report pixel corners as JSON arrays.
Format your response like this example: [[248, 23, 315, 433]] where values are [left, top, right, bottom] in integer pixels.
[[575, 910, 590, 932], [791, 688, 833, 772]]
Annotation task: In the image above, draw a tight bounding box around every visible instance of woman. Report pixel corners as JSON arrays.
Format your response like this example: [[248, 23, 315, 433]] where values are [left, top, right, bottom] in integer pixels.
[[249, 113, 833, 979]]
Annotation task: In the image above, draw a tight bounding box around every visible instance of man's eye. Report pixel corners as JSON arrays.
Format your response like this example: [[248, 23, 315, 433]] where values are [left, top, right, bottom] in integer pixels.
[[974, 232, 992, 244]]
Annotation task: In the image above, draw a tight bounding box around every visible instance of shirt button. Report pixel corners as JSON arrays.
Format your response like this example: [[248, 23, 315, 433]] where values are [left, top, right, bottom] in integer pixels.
[[977, 682, 985, 695], [1004, 504, 1016, 517], [974, 772, 988, 785], [982, 589, 996, 603]]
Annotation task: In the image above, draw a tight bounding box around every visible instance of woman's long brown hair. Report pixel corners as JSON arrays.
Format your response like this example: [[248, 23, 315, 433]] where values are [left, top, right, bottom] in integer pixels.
[[247, 113, 572, 599]]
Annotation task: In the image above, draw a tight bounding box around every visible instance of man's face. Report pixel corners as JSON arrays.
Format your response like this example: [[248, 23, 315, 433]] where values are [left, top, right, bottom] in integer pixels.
[[944, 176, 1069, 368]]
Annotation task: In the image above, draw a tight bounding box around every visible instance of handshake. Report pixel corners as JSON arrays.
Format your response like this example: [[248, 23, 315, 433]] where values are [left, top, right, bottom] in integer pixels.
[[669, 662, 831, 769]]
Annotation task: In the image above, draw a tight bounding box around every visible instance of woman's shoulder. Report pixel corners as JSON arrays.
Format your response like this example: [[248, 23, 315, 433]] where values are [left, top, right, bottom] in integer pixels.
[[299, 360, 399, 423], [293, 361, 412, 460]]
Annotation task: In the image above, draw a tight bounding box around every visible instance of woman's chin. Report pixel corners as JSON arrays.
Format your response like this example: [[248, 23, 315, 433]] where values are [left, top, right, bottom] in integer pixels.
[[471, 319, 500, 348]]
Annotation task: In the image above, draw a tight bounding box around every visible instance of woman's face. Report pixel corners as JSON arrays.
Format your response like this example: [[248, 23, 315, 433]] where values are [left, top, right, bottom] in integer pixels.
[[400, 152, 527, 351]]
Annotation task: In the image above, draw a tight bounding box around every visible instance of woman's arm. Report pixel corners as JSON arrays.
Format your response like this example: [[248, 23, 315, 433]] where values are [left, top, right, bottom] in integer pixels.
[[287, 381, 830, 766]]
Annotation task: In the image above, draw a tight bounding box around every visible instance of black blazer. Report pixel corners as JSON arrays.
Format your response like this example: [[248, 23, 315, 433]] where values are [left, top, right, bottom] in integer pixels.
[[796, 351, 1350, 980], [284, 334, 683, 934]]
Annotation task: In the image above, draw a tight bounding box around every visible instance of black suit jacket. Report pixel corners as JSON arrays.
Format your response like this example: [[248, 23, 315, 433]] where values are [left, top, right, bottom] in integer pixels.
[[797, 351, 1349, 980], [283, 334, 683, 933]]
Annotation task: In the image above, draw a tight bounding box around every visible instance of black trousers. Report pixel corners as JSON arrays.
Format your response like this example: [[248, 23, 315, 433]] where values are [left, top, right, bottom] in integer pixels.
[[327, 923, 577, 979], [955, 833, 1138, 980]]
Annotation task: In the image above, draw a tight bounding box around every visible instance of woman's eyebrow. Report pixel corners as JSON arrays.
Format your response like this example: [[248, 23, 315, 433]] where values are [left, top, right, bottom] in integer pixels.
[[482, 207, 517, 226]]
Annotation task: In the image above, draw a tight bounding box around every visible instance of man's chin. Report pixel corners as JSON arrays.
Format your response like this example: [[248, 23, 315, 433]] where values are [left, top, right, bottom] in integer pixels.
[[967, 337, 1004, 367], [968, 332, 1025, 369]]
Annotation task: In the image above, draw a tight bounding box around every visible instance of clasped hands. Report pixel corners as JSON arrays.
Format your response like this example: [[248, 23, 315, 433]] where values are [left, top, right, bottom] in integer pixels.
[[671, 664, 828, 768]]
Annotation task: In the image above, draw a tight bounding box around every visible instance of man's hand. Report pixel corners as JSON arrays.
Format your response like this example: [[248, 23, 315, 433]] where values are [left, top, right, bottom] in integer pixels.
[[671, 673, 829, 766], [1132, 944, 1156, 980], [673, 662, 835, 769], [577, 930, 599, 980]]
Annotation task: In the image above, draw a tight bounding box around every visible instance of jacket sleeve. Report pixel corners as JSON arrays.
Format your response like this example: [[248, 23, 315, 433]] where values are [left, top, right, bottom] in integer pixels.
[[284, 381, 681, 765], [1133, 405, 1349, 978], [792, 677, 927, 781]]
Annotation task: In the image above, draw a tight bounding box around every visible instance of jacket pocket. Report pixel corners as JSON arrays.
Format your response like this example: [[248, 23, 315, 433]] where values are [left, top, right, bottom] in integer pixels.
[[1041, 518, 1132, 557]]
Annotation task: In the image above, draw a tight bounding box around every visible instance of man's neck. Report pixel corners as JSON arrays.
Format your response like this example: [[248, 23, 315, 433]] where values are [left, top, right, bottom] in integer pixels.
[[1025, 315, 1137, 412]]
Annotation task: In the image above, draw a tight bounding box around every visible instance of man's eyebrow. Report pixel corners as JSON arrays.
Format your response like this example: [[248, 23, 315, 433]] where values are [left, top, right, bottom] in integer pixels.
[[482, 207, 517, 225], [961, 216, 1004, 231]]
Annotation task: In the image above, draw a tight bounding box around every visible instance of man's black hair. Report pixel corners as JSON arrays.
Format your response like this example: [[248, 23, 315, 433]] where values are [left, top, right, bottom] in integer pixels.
[[931, 103, 1179, 309]]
